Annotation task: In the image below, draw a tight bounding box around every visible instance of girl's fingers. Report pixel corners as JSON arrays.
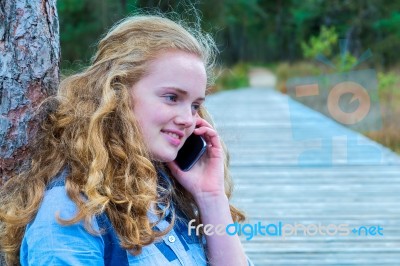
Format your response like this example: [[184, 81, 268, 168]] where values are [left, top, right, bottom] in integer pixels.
[[196, 117, 213, 129], [193, 127, 217, 138], [193, 126, 220, 149], [194, 118, 223, 152]]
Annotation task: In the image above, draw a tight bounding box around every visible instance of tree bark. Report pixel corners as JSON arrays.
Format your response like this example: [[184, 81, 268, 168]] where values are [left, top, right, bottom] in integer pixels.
[[0, 0, 60, 184]]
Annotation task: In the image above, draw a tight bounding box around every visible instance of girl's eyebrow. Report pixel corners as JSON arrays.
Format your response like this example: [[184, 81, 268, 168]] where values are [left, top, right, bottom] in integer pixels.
[[162, 87, 205, 101]]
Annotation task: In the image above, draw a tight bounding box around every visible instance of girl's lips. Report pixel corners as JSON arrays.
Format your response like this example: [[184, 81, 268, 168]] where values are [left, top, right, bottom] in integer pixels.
[[161, 131, 182, 146]]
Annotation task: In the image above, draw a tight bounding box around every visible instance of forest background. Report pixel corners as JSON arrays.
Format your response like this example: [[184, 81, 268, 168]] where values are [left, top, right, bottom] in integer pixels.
[[59, 0, 400, 153]]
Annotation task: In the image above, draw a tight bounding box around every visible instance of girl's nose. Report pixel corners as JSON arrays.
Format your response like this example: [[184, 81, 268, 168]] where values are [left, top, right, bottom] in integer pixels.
[[174, 106, 195, 128]]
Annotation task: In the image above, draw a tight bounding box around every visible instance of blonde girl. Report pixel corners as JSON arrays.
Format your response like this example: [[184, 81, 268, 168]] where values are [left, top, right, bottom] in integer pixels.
[[0, 15, 252, 266]]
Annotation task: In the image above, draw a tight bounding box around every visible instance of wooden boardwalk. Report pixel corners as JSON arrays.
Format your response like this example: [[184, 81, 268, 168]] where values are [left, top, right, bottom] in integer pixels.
[[205, 87, 400, 266]]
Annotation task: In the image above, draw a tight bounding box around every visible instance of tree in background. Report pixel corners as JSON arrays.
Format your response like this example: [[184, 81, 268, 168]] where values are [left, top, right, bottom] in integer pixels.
[[58, 0, 135, 69], [0, 0, 60, 183], [57, 0, 400, 69]]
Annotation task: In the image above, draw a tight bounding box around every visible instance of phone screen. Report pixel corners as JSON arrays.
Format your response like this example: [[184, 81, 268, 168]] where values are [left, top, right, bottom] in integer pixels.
[[174, 133, 207, 171]]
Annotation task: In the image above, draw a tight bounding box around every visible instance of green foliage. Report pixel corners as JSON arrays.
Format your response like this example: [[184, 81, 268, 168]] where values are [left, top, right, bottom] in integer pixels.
[[377, 71, 400, 105], [57, 0, 400, 70], [301, 26, 338, 59], [55, 0, 400, 154], [301, 26, 359, 72], [334, 52, 358, 72], [213, 63, 250, 92], [58, 0, 136, 68], [275, 62, 322, 93], [374, 12, 400, 37], [277, 61, 322, 78], [378, 72, 399, 92], [367, 71, 400, 153], [373, 12, 400, 66]]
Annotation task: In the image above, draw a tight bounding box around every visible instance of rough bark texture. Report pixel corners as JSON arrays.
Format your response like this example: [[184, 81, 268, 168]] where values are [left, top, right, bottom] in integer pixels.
[[0, 0, 60, 184]]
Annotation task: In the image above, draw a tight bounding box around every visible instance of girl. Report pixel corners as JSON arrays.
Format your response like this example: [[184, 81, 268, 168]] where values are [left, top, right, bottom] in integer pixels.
[[0, 15, 252, 266]]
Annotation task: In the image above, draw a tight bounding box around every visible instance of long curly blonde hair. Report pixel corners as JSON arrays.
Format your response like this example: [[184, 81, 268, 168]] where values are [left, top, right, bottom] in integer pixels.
[[0, 15, 245, 265]]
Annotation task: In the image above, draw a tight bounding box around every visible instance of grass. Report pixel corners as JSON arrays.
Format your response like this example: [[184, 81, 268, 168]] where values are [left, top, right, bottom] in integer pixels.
[[210, 61, 280, 93], [210, 63, 250, 93]]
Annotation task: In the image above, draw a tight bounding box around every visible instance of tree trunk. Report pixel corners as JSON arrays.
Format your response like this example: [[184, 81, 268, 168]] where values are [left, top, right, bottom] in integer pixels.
[[0, 0, 60, 184]]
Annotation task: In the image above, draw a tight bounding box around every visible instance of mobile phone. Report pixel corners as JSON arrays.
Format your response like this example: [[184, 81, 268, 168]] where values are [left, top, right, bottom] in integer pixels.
[[175, 133, 207, 171]]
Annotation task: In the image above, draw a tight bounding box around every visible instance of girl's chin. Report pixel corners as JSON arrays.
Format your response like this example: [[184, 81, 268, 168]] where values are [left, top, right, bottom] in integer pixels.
[[150, 152, 178, 163]]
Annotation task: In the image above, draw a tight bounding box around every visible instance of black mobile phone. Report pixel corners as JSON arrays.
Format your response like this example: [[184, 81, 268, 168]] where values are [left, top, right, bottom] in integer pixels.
[[175, 133, 207, 171]]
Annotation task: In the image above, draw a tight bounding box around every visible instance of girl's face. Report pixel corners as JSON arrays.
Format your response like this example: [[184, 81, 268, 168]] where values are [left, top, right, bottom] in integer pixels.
[[130, 50, 207, 162]]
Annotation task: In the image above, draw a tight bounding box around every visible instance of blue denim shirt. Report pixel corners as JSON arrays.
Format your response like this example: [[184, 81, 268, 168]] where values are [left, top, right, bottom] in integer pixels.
[[20, 168, 253, 265]]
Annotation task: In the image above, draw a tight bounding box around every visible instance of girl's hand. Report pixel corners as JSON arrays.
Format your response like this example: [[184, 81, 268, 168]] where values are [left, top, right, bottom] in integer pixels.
[[167, 117, 225, 202]]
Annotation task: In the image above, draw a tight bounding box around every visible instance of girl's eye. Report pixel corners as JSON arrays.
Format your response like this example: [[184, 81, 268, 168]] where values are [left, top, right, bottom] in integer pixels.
[[192, 104, 201, 113], [164, 94, 178, 102]]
